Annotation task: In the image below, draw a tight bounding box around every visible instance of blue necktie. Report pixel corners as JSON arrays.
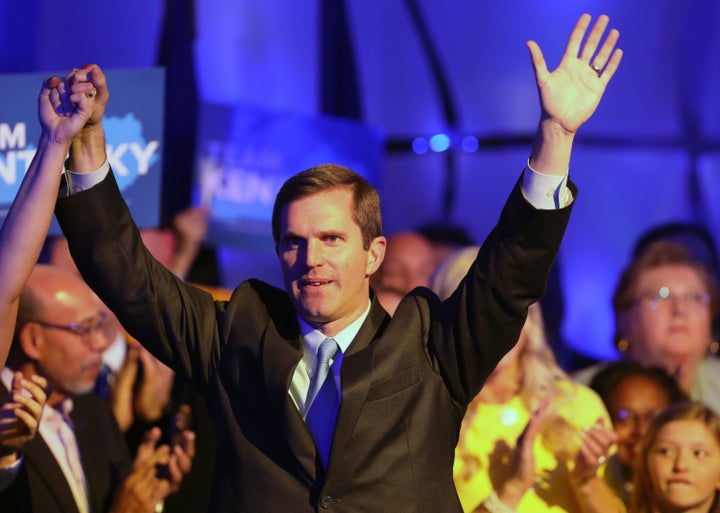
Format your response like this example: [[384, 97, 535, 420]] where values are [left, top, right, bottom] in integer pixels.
[[93, 363, 113, 401], [305, 338, 340, 467]]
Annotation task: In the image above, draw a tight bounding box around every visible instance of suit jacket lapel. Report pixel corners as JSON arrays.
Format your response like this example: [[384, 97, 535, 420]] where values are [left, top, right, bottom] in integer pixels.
[[327, 299, 390, 471], [262, 326, 319, 483], [24, 429, 82, 513], [259, 296, 391, 481]]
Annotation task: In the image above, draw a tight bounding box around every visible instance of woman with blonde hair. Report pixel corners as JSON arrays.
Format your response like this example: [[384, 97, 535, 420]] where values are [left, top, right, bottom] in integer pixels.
[[630, 401, 720, 513], [431, 247, 623, 513]]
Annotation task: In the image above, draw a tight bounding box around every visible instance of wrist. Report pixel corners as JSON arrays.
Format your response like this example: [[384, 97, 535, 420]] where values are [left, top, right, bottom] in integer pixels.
[[38, 130, 72, 155], [569, 467, 601, 488], [529, 119, 574, 175], [0, 448, 20, 467], [482, 491, 518, 513], [496, 479, 528, 509], [69, 124, 107, 173]]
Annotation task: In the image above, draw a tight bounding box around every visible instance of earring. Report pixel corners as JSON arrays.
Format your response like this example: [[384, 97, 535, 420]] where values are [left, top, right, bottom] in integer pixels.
[[709, 340, 719, 354], [616, 338, 629, 353]]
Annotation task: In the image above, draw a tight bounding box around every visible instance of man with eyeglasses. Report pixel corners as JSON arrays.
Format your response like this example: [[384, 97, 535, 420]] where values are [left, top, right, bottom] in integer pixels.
[[0, 264, 195, 513]]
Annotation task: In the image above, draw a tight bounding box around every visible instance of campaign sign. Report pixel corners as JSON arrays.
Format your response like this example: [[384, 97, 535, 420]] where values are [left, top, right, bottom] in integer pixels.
[[192, 103, 384, 250], [0, 67, 165, 233]]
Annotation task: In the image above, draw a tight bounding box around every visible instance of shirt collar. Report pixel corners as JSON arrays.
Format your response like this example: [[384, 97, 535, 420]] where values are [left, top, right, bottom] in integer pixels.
[[297, 299, 372, 357]]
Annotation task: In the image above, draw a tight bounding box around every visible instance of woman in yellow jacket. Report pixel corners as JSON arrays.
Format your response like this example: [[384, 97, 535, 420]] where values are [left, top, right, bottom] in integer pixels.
[[431, 247, 625, 513]]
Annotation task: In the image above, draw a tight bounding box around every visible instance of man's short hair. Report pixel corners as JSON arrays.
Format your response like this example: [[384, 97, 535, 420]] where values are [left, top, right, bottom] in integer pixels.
[[272, 164, 382, 251]]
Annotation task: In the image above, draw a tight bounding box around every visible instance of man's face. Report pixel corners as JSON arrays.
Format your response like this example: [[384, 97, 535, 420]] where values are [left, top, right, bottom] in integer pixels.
[[27, 269, 111, 398], [278, 188, 385, 336], [374, 232, 435, 295]]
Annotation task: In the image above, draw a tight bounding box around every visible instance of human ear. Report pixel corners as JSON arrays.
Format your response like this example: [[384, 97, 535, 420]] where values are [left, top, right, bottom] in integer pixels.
[[19, 323, 44, 361], [365, 236, 387, 277]]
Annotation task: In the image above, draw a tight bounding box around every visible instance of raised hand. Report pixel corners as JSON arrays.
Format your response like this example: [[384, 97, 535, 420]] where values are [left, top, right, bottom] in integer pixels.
[[165, 429, 195, 494], [109, 342, 141, 432], [133, 345, 175, 423], [39, 73, 95, 145], [571, 417, 617, 484], [62, 65, 110, 173], [485, 400, 549, 512], [527, 13, 623, 135], [170, 206, 211, 279], [111, 427, 195, 512], [63, 64, 109, 127], [0, 373, 48, 466]]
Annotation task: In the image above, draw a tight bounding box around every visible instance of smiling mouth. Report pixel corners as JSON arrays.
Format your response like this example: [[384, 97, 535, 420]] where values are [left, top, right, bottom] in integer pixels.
[[667, 478, 693, 485], [301, 279, 331, 287]]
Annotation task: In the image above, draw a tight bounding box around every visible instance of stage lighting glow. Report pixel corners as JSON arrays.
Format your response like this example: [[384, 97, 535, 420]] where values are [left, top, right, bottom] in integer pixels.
[[429, 133, 450, 152], [412, 137, 429, 154], [461, 135, 479, 153]]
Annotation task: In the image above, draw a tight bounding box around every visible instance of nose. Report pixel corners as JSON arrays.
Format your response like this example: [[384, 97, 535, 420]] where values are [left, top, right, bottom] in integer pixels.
[[633, 414, 654, 434], [670, 295, 689, 315], [673, 448, 690, 471], [629, 418, 645, 436], [87, 328, 112, 352], [304, 239, 324, 268]]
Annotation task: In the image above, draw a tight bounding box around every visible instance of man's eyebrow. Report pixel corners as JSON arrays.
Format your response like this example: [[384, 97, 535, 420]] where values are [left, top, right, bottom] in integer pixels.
[[317, 230, 345, 239]]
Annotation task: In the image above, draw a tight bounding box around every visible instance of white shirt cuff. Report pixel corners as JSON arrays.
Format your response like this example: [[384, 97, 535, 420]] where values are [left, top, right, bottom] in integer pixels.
[[62, 159, 111, 195], [521, 161, 573, 209]]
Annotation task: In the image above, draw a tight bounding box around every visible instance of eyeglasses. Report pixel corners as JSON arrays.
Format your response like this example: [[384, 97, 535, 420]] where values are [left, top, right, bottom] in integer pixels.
[[613, 408, 663, 428], [634, 286, 710, 311], [34, 311, 108, 345]]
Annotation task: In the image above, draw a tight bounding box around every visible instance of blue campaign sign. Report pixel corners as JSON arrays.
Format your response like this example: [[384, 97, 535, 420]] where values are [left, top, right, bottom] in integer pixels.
[[192, 103, 385, 249], [0, 67, 165, 233]]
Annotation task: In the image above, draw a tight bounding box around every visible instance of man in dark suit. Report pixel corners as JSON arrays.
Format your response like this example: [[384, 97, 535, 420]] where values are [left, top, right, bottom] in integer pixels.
[[54, 13, 622, 513], [0, 265, 194, 513]]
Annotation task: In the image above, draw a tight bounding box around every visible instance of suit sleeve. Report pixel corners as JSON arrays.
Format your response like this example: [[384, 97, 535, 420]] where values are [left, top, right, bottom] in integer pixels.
[[55, 171, 221, 388], [429, 178, 575, 404]]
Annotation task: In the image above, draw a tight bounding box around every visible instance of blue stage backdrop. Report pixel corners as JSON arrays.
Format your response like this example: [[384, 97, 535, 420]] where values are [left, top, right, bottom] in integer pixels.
[[192, 102, 385, 250], [0, 67, 165, 233]]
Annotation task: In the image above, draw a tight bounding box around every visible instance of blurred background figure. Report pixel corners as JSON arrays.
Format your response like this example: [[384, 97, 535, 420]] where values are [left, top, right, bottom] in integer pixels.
[[431, 247, 622, 513], [574, 240, 720, 413], [588, 361, 687, 507], [416, 221, 475, 268], [629, 401, 720, 513], [0, 264, 194, 513], [44, 204, 216, 513], [137, 205, 214, 282], [632, 221, 720, 342], [633, 222, 719, 279], [371, 230, 436, 314]]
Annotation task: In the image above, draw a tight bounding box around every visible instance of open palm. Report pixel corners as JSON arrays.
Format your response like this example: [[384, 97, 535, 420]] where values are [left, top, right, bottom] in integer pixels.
[[528, 14, 623, 134]]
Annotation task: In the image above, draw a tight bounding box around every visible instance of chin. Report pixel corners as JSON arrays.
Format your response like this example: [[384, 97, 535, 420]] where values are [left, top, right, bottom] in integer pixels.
[[66, 380, 97, 396]]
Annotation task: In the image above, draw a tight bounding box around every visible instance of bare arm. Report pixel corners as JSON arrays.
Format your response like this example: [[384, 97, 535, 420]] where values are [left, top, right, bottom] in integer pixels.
[[0, 74, 95, 365]]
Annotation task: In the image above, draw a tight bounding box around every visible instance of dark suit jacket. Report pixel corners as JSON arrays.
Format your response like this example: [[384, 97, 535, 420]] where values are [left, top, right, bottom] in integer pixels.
[[56, 172, 573, 512], [0, 388, 132, 513]]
